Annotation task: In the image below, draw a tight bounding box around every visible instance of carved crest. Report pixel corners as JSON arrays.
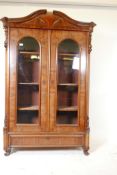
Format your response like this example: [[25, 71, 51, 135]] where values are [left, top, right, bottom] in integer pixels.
[[1, 9, 96, 48], [1, 9, 96, 30]]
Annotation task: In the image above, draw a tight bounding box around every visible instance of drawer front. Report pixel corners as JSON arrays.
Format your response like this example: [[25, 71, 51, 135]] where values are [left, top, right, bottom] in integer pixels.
[[10, 135, 83, 148]]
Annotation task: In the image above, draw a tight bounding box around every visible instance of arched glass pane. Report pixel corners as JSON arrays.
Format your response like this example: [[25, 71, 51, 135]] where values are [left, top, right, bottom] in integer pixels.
[[57, 39, 80, 125], [17, 37, 40, 124], [58, 39, 79, 84], [18, 37, 39, 52]]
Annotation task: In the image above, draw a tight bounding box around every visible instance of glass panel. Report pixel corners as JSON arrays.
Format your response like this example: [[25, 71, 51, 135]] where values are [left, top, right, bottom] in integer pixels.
[[17, 37, 40, 124], [57, 111, 77, 124], [57, 39, 80, 125]]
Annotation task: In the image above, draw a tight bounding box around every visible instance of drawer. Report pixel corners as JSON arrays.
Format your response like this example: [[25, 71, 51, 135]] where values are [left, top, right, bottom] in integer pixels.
[[10, 135, 83, 148]]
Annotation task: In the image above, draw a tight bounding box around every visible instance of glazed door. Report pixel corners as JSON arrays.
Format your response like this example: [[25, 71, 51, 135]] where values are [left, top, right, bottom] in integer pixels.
[[9, 28, 49, 132], [50, 30, 87, 132]]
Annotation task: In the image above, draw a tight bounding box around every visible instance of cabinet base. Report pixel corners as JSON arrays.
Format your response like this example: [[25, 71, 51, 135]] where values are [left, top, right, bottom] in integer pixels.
[[4, 133, 89, 155]]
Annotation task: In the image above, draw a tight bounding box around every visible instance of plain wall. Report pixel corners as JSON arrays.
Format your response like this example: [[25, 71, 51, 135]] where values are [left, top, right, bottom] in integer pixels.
[[0, 3, 117, 153]]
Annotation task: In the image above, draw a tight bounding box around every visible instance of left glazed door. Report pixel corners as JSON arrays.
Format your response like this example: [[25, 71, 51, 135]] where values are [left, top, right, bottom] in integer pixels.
[[9, 28, 50, 132]]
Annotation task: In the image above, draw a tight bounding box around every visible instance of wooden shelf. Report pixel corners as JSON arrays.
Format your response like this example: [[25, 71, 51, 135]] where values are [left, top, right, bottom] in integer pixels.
[[18, 82, 39, 86], [59, 53, 78, 57], [19, 51, 40, 60], [58, 106, 77, 111], [18, 106, 39, 111], [19, 51, 39, 55], [58, 83, 78, 86], [59, 57, 73, 61]]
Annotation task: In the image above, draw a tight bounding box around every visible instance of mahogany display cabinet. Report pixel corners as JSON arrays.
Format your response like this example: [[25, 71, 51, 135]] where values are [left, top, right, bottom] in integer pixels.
[[1, 9, 95, 155]]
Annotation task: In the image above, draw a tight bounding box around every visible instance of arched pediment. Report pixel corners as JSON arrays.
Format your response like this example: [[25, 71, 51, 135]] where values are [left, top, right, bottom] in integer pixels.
[[1, 9, 95, 32]]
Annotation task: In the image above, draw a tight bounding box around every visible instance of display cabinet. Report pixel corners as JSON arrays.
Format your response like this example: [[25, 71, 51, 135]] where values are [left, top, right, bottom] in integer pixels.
[[1, 9, 95, 155]]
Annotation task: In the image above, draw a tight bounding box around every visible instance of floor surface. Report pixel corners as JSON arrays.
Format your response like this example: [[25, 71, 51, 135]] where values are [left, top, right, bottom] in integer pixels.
[[0, 141, 117, 175]]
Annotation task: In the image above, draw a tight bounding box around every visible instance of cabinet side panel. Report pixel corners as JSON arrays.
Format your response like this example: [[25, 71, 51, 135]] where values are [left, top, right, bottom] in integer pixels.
[[4, 27, 10, 152]]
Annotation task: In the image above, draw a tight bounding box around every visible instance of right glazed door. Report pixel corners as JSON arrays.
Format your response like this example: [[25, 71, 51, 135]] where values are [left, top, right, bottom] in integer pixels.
[[49, 30, 87, 132]]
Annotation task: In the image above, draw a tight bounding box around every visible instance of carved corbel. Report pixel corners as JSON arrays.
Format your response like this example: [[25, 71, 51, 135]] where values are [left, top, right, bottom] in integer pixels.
[[88, 22, 96, 54], [1, 17, 8, 48]]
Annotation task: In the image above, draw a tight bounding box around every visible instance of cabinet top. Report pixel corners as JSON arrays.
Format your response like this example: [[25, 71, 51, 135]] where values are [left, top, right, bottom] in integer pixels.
[[1, 9, 96, 32]]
